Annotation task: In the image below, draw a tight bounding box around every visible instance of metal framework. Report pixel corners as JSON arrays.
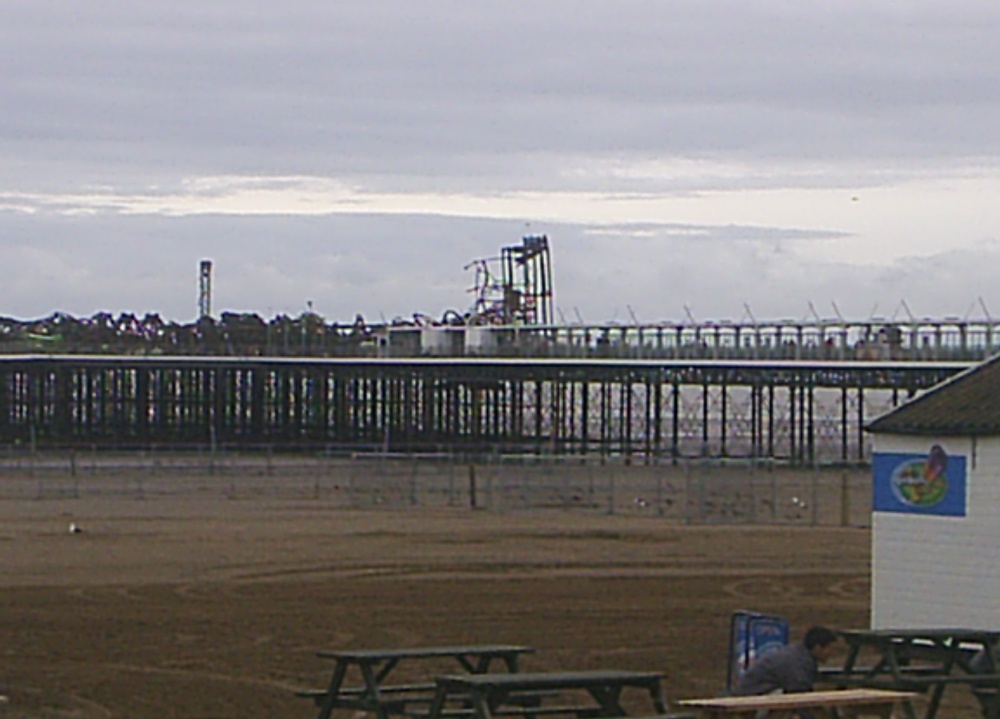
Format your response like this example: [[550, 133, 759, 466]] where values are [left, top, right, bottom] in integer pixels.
[[465, 235, 554, 326], [500, 235, 553, 325], [0, 355, 966, 465]]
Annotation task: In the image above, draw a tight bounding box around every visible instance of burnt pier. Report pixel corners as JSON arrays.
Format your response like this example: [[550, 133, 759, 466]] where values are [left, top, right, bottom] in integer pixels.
[[0, 355, 967, 464]]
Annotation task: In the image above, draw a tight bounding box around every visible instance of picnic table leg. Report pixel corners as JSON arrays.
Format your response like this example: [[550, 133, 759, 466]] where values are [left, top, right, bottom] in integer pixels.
[[426, 685, 451, 719], [464, 651, 521, 673], [842, 702, 893, 719], [647, 680, 668, 714], [500, 652, 522, 673], [470, 688, 495, 719], [879, 645, 917, 719], [917, 639, 961, 719], [873, 704, 892, 719], [922, 684, 947, 719], [885, 642, 906, 679], [317, 660, 349, 719], [982, 692, 1000, 719], [585, 685, 627, 717], [842, 641, 863, 674], [375, 658, 402, 685], [358, 662, 393, 719], [895, 697, 918, 719]]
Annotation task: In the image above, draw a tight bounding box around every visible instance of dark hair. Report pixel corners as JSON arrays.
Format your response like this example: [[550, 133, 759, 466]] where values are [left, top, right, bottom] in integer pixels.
[[804, 626, 838, 649]]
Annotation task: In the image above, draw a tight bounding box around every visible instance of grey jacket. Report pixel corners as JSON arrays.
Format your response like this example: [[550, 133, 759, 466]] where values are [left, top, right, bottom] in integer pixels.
[[734, 642, 817, 696]]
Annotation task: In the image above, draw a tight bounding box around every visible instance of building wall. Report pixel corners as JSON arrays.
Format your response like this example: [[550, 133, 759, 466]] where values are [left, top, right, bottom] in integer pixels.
[[871, 434, 1000, 628]]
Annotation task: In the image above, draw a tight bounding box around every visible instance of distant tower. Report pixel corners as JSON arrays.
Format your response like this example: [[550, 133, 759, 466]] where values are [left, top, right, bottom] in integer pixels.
[[199, 259, 213, 319]]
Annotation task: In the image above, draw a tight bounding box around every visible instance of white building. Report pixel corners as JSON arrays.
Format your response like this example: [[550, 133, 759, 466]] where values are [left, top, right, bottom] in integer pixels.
[[866, 354, 1000, 629]]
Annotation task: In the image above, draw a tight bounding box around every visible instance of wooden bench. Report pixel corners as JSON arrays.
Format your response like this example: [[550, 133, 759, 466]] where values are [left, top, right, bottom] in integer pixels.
[[409, 705, 695, 719], [822, 670, 1000, 693], [832, 628, 1000, 719], [298, 684, 438, 705], [677, 689, 917, 719], [305, 644, 535, 719], [820, 666, 945, 681], [410, 704, 601, 719], [426, 670, 671, 719], [972, 687, 1000, 719], [890, 670, 1000, 719], [299, 683, 563, 716]]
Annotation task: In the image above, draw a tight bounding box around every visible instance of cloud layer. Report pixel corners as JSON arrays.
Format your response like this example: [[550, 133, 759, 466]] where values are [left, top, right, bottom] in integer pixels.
[[2, 2, 1000, 322]]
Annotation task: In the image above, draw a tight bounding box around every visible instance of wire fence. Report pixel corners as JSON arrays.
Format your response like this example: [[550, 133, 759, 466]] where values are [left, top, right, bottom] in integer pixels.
[[0, 448, 873, 526]]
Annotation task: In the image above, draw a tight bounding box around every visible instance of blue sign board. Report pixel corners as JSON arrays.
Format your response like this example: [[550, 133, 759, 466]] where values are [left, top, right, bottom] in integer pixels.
[[727, 611, 789, 692], [873, 445, 967, 517]]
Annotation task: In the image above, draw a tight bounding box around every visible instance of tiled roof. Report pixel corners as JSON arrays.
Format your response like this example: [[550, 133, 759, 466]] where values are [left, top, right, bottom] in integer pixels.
[[867, 353, 1000, 435]]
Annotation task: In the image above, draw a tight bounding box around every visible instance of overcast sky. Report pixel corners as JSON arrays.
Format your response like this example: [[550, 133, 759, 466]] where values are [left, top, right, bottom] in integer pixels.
[[3, 1, 1000, 325]]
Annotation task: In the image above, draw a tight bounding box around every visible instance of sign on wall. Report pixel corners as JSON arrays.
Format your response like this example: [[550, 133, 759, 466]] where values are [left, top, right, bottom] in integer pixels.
[[873, 445, 967, 517]]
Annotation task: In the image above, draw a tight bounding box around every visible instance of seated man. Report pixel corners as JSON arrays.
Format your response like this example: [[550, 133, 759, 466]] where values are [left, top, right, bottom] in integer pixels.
[[735, 625, 839, 697]]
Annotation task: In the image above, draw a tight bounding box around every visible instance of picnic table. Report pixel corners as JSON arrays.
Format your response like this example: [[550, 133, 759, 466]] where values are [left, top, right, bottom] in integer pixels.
[[819, 628, 1000, 719], [303, 645, 536, 719], [424, 669, 686, 719], [677, 688, 916, 719]]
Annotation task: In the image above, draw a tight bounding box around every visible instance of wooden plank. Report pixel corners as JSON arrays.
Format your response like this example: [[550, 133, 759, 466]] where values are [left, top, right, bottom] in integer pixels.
[[342, 683, 438, 695], [678, 688, 916, 712], [436, 670, 664, 691], [318, 646, 535, 660], [819, 665, 944, 679], [410, 705, 598, 718], [410, 706, 697, 719], [819, 675, 930, 690], [821, 672, 1000, 690], [428, 669, 668, 719], [897, 673, 1000, 686]]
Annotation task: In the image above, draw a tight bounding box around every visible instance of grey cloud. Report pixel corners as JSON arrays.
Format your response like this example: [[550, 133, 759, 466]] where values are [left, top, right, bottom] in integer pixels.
[[3, 1, 1000, 192], [2, 2, 1000, 324], [583, 223, 850, 243], [0, 210, 993, 325]]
